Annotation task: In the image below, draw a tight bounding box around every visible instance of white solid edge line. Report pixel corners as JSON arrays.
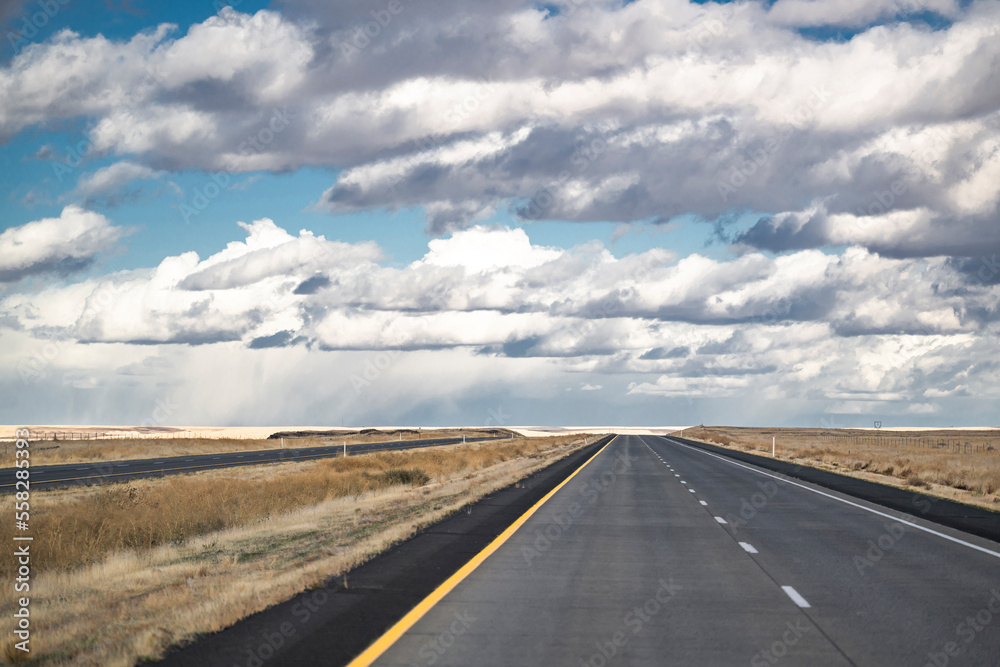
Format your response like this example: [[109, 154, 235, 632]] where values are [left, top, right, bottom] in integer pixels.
[[782, 585, 811, 608], [700, 500, 708, 506], [662, 437, 1000, 560], [715, 516, 728, 524], [739, 542, 759, 554]]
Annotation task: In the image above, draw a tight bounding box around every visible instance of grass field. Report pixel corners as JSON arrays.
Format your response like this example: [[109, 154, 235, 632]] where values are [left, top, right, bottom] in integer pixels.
[[2, 427, 517, 467], [0, 433, 595, 665], [675, 426, 1000, 510]]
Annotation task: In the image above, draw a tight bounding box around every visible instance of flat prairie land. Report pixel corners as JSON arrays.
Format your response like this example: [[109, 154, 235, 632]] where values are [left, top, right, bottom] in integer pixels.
[[0, 433, 596, 666], [0, 425, 291, 441], [1, 427, 518, 466], [676, 426, 1000, 511]]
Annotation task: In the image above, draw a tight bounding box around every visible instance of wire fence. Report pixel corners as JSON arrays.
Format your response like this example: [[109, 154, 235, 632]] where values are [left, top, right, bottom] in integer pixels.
[[829, 433, 996, 454], [11, 431, 264, 441]]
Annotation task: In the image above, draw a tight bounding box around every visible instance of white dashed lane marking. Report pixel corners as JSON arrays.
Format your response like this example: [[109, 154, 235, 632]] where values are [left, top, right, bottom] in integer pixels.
[[782, 586, 811, 608]]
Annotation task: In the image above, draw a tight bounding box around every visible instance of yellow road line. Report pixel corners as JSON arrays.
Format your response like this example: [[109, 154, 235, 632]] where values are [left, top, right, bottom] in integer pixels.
[[346, 434, 618, 667]]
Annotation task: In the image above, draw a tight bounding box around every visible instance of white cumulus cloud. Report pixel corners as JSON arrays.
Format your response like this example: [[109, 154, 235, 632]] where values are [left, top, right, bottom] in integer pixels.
[[0, 206, 125, 282]]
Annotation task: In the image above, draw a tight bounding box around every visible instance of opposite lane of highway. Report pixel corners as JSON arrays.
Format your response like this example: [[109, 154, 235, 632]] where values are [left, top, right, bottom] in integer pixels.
[[0, 435, 501, 492]]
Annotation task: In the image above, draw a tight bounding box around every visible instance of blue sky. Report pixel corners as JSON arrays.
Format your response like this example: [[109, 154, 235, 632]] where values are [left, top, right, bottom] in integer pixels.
[[1, 0, 999, 427], [1, 96, 725, 271]]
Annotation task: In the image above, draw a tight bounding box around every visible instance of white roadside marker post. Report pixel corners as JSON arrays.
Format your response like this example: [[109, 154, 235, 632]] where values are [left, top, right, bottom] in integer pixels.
[[344, 440, 347, 457], [772, 436, 775, 457]]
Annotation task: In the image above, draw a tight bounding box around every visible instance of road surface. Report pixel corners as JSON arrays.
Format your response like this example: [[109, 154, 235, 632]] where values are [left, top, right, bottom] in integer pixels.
[[360, 434, 1000, 666]]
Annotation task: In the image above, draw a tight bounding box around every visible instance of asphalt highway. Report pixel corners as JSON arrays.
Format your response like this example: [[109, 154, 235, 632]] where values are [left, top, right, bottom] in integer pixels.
[[0, 435, 501, 492], [361, 434, 1000, 666]]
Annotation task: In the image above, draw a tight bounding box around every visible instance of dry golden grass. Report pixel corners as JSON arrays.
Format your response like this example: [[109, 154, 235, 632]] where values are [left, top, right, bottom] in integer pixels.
[[676, 426, 1000, 510], [6, 428, 518, 467], [1, 435, 568, 579], [0, 434, 592, 666]]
